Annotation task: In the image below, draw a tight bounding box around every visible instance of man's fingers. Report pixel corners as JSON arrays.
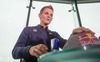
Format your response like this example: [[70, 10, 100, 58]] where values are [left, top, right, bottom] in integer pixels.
[[85, 28, 95, 34], [73, 27, 95, 34], [39, 44, 48, 50], [33, 48, 40, 57], [29, 44, 48, 57], [39, 47, 48, 54], [73, 27, 83, 34], [33, 47, 43, 57], [37, 44, 48, 53]]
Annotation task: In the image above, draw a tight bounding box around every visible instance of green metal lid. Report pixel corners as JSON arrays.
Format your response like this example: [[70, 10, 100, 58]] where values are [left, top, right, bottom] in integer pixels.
[[38, 45, 100, 62]]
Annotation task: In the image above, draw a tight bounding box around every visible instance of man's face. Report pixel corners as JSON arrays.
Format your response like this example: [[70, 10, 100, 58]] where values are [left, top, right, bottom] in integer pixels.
[[39, 8, 53, 25]]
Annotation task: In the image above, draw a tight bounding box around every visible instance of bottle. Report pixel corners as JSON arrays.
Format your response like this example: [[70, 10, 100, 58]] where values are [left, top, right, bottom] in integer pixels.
[[51, 38, 59, 51]]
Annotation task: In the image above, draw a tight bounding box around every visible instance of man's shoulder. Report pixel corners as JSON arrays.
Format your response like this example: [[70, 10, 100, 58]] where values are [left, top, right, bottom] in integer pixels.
[[22, 26, 38, 33], [24, 26, 38, 30], [24, 26, 34, 30]]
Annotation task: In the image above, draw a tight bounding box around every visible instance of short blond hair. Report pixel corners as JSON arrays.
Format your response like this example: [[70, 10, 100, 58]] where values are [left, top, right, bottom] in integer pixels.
[[40, 5, 54, 14]]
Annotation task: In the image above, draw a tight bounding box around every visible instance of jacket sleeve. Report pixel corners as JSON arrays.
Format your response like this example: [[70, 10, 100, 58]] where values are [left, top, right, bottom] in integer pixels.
[[12, 27, 36, 61], [52, 31, 67, 48]]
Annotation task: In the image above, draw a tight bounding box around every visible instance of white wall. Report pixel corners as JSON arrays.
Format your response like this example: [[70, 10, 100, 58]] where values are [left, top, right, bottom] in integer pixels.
[[0, 0, 28, 62], [78, 3, 100, 37], [0, 0, 100, 62]]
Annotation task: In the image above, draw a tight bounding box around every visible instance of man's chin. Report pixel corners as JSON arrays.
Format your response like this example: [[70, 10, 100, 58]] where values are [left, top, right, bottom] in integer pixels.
[[45, 23, 49, 25], [45, 22, 51, 25]]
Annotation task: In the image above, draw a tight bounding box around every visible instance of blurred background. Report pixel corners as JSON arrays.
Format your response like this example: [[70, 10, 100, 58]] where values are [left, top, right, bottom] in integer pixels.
[[0, 0, 100, 62]]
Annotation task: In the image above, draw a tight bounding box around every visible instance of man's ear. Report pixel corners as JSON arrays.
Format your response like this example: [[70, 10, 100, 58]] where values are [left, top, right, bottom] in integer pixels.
[[38, 13, 41, 18]]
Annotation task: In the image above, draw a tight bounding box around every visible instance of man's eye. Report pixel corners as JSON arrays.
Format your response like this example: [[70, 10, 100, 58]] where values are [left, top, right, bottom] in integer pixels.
[[50, 14, 53, 17], [45, 12, 48, 15]]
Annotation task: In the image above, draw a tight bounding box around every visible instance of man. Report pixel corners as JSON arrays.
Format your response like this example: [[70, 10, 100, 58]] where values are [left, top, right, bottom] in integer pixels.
[[12, 5, 94, 62]]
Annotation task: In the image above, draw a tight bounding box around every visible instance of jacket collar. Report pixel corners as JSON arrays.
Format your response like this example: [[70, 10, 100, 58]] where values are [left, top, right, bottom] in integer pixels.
[[38, 24, 48, 30]]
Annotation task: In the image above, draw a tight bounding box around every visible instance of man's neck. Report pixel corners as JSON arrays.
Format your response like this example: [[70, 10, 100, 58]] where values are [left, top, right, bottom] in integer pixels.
[[40, 23, 48, 29]]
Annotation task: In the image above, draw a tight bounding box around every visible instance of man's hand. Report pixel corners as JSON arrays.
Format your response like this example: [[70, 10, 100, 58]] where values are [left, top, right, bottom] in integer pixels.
[[29, 44, 48, 57], [72, 27, 95, 35]]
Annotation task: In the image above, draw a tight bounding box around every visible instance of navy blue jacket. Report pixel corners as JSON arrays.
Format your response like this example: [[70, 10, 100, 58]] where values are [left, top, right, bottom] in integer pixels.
[[12, 25, 67, 62]]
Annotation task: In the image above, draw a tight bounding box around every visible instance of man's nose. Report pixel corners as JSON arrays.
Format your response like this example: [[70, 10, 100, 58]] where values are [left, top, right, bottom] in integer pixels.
[[48, 15, 51, 18]]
